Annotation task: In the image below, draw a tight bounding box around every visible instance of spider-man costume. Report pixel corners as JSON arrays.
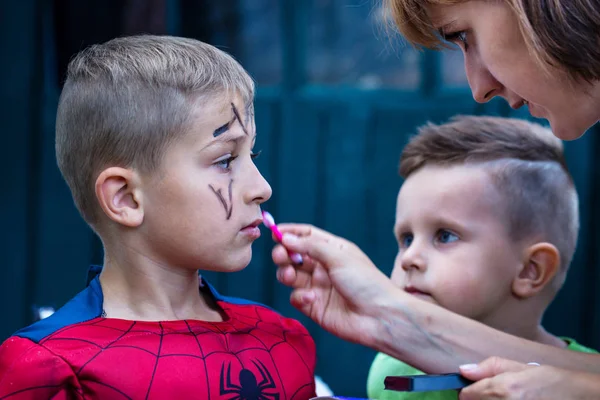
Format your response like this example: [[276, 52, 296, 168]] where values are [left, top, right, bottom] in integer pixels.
[[0, 267, 317, 399]]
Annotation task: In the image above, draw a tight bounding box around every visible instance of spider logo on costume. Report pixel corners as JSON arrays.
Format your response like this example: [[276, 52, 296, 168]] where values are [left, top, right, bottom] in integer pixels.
[[220, 359, 280, 400]]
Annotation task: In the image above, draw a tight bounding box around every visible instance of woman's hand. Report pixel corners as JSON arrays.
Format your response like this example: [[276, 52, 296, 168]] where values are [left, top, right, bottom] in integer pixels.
[[271, 225, 600, 377], [459, 357, 600, 399], [272, 223, 399, 347]]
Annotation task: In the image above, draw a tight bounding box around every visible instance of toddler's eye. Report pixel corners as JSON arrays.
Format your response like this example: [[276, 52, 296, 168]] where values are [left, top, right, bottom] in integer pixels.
[[399, 233, 413, 248], [437, 229, 459, 244]]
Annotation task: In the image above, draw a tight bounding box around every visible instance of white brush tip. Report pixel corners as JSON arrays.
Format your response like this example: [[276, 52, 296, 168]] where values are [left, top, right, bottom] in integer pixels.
[[262, 210, 275, 228]]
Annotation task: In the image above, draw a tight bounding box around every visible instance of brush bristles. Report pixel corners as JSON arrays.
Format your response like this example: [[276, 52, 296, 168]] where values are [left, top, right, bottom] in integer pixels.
[[262, 210, 275, 228]]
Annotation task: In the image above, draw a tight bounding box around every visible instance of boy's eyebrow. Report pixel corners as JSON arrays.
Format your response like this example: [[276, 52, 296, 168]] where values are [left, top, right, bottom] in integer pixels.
[[206, 132, 244, 148], [202, 131, 257, 151], [392, 224, 400, 239]]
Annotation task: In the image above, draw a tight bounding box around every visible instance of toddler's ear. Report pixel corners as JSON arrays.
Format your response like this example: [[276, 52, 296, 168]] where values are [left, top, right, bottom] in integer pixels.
[[512, 243, 560, 298], [95, 167, 144, 227]]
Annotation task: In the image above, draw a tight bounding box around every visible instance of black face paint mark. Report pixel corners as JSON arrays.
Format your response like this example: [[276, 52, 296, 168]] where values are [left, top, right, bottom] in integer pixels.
[[209, 179, 234, 220], [228, 178, 233, 209], [244, 104, 254, 126], [231, 103, 249, 136], [213, 116, 236, 137], [246, 105, 256, 138], [213, 124, 229, 137]]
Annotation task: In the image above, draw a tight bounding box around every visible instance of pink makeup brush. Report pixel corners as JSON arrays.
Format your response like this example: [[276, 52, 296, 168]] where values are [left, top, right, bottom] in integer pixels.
[[262, 210, 304, 265]]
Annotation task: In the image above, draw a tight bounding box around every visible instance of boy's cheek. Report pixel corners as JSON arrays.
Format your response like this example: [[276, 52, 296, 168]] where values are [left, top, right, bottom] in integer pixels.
[[389, 266, 406, 287]]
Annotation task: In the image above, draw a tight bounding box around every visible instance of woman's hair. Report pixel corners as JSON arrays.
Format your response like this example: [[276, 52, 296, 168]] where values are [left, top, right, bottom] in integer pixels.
[[384, 0, 600, 82]]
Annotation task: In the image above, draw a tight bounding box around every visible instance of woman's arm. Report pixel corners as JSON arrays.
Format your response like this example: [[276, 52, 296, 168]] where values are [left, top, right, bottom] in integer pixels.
[[375, 293, 600, 373], [272, 223, 600, 374]]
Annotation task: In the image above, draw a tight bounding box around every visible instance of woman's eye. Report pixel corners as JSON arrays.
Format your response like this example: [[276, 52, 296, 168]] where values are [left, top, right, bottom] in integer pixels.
[[437, 229, 459, 244], [444, 30, 469, 50]]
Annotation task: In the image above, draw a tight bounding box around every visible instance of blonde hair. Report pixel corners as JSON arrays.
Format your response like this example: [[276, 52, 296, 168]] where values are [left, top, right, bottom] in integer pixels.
[[56, 35, 254, 226], [384, 0, 600, 82], [400, 116, 579, 274]]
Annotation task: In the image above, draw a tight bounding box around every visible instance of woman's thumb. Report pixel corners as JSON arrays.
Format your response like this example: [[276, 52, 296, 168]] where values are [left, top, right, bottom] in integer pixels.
[[459, 357, 532, 381], [282, 233, 337, 268]]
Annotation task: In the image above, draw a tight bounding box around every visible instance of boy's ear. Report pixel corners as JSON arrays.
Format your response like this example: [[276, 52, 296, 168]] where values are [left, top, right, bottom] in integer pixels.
[[95, 167, 144, 227], [512, 242, 560, 299]]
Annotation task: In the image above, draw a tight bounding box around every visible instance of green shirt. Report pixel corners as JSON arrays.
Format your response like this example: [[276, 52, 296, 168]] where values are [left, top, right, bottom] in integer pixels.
[[366, 337, 597, 400]]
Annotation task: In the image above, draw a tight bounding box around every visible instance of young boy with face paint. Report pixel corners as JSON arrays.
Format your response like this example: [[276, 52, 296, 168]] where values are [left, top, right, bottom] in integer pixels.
[[0, 35, 317, 399], [366, 116, 597, 400]]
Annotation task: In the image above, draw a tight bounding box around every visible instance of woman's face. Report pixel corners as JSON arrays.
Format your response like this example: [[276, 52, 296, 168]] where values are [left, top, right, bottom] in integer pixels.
[[427, 1, 600, 140]]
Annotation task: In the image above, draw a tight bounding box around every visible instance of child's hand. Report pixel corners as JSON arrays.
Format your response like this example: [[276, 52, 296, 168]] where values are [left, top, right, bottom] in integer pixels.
[[271, 223, 398, 348]]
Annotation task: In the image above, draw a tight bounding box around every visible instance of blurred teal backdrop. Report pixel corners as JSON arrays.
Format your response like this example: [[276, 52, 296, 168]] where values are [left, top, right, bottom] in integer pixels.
[[2, 1, 600, 397]]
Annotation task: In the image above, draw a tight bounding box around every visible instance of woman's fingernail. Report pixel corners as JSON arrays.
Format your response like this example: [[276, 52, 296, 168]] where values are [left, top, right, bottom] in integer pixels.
[[290, 253, 304, 265], [459, 364, 478, 372], [283, 233, 299, 246], [302, 291, 316, 304], [527, 362, 540, 366]]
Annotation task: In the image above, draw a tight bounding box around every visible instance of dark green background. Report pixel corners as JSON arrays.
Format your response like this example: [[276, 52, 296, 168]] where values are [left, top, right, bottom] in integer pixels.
[[2, 1, 599, 397]]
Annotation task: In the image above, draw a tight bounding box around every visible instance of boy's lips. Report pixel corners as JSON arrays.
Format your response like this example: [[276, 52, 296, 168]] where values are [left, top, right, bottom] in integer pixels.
[[242, 218, 263, 230], [240, 218, 263, 240], [404, 286, 431, 297]]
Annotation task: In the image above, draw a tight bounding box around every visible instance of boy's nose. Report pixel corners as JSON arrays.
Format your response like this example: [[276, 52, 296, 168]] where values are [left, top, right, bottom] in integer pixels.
[[400, 245, 427, 273], [256, 178, 272, 204], [244, 164, 272, 205]]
